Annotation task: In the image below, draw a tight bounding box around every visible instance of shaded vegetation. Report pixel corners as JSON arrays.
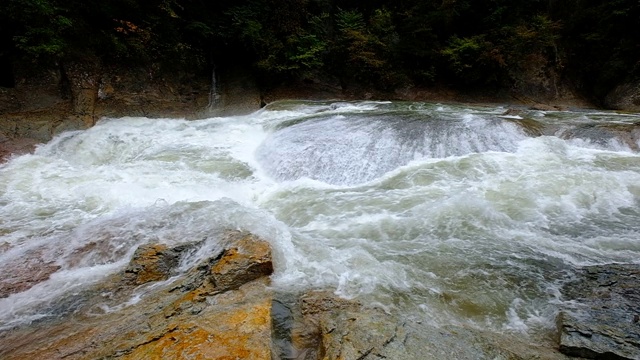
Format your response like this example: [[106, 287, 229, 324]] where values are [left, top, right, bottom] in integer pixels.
[[0, 0, 638, 101]]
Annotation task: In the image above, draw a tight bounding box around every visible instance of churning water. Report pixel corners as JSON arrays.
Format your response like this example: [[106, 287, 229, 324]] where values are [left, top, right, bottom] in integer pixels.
[[1, 101, 640, 339]]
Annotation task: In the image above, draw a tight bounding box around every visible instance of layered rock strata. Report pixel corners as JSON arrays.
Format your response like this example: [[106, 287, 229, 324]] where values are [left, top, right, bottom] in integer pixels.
[[0, 231, 274, 360], [557, 264, 640, 359]]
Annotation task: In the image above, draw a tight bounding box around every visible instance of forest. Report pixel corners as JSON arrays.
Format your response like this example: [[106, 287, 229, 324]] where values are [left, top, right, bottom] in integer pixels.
[[0, 0, 638, 103]]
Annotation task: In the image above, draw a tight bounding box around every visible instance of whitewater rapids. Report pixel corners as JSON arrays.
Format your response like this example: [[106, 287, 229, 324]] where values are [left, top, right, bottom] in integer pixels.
[[1, 100, 639, 339]]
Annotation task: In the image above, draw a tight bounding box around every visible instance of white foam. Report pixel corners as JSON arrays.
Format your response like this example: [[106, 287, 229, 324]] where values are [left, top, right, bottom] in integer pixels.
[[2, 101, 640, 336]]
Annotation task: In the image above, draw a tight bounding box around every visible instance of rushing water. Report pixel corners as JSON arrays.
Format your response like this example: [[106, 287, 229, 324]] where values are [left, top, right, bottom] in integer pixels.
[[1, 100, 640, 338]]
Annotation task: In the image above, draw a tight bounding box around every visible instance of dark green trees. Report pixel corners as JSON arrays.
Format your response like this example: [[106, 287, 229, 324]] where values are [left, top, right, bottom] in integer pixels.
[[0, 0, 637, 102]]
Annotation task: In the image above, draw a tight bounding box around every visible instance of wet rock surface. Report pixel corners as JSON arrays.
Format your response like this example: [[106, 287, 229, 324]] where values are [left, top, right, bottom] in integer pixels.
[[0, 230, 274, 360], [557, 264, 640, 359], [276, 291, 570, 360], [0, 254, 60, 298], [0, 134, 40, 161], [3, 227, 638, 360], [556, 123, 640, 151], [123, 243, 197, 285], [502, 109, 640, 151]]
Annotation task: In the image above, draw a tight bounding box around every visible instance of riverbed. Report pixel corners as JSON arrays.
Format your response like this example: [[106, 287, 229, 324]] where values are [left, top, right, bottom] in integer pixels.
[[1, 101, 639, 343]]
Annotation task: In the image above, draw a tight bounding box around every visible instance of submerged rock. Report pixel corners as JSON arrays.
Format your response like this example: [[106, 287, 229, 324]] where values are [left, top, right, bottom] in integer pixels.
[[557, 264, 640, 359], [0, 249, 60, 298], [0, 136, 40, 162], [282, 291, 569, 360], [0, 230, 274, 359], [556, 123, 640, 151]]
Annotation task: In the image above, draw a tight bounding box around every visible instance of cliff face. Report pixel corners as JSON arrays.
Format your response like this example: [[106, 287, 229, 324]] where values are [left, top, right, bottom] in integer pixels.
[[0, 61, 212, 142], [1, 55, 636, 155], [605, 79, 640, 112], [0, 60, 271, 149]]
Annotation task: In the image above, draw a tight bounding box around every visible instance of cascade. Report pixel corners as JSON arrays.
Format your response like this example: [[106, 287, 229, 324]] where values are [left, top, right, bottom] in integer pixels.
[[207, 65, 221, 110], [1, 100, 639, 340]]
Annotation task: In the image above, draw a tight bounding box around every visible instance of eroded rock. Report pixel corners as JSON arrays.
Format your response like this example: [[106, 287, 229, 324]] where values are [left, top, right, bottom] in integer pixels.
[[63, 57, 102, 128], [211, 233, 273, 292], [556, 123, 640, 151], [0, 136, 40, 162], [285, 291, 568, 360], [0, 230, 274, 360], [0, 249, 61, 298], [123, 243, 197, 285], [557, 264, 640, 359]]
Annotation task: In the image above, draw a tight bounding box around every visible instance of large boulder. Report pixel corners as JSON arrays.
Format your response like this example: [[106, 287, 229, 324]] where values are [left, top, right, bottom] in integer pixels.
[[557, 264, 640, 359], [0, 230, 274, 360]]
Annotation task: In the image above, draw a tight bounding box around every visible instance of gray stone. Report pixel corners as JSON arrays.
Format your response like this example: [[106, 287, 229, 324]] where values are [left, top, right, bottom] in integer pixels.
[[557, 264, 640, 359], [605, 80, 640, 112], [53, 116, 88, 136], [557, 123, 640, 151], [288, 291, 568, 360]]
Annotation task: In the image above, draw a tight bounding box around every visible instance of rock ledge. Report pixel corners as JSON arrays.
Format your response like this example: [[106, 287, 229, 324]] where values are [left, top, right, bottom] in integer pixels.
[[557, 264, 640, 360]]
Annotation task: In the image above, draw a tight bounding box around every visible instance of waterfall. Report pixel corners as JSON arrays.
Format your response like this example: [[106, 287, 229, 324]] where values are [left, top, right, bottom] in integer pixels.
[[256, 113, 529, 185], [207, 65, 221, 110]]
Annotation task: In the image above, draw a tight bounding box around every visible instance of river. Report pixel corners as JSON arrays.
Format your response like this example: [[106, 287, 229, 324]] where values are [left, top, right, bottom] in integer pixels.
[[1, 100, 639, 342]]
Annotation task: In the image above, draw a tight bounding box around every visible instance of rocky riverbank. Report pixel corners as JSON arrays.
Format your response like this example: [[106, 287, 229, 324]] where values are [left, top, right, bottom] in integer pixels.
[[0, 230, 552, 359], [2, 225, 638, 359], [2, 65, 640, 359], [0, 230, 275, 359], [0, 59, 608, 163]]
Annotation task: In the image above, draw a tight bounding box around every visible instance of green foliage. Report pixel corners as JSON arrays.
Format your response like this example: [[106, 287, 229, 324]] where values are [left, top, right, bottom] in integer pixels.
[[0, 0, 637, 99], [336, 9, 366, 33], [330, 8, 401, 88], [285, 34, 327, 71], [441, 35, 504, 84], [557, 0, 640, 97], [441, 36, 484, 75], [3, 0, 73, 59], [511, 15, 561, 56]]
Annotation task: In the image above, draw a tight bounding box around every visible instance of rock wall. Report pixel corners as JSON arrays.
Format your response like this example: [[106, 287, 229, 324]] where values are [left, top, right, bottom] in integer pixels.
[[1, 57, 637, 163], [605, 79, 640, 112], [0, 61, 242, 145], [63, 57, 102, 128]]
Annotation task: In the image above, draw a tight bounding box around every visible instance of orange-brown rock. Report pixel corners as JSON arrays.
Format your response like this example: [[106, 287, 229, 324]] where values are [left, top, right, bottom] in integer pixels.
[[0, 230, 274, 360], [211, 233, 273, 293], [123, 243, 180, 285], [119, 279, 272, 360]]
